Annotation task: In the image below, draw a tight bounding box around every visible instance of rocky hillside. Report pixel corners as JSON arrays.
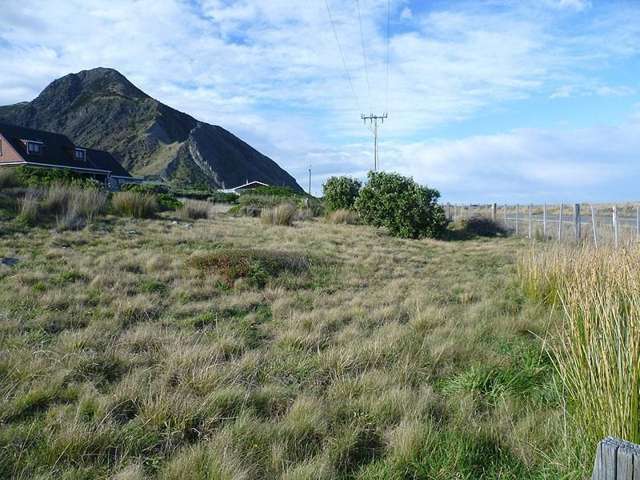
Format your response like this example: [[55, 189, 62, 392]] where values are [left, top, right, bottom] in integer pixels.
[[0, 68, 302, 190]]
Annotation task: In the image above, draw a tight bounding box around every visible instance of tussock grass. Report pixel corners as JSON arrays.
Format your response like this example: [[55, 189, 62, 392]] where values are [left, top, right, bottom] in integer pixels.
[[325, 209, 359, 225], [260, 203, 297, 226], [520, 245, 640, 446], [176, 200, 211, 220], [188, 248, 310, 287], [0, 214, 576, 479], [112, 191, 158, 218]]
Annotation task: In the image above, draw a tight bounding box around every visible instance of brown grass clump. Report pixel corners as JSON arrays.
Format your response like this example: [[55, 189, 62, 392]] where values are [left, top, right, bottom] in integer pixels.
[[177, 200, 211, 220], [520, 244, 640, 445], [188, 248, 310, 287], [325, 209, 359, 225], [260, 203, 297, 226], [112, 191, 158, 218]]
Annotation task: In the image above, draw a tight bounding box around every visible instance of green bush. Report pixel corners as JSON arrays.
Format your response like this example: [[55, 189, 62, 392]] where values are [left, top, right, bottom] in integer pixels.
[[322, 176, 361, 212], [248, 185, 301, 197], [355, 172, 446, 239], [12, 166, 101, 189]]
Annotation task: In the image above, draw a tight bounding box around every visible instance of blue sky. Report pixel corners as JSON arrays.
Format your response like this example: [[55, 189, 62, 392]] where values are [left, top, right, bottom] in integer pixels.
[[1, 0, 639, 202]]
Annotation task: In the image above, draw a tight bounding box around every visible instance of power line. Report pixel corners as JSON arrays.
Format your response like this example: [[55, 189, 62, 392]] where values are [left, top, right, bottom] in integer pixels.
[[385, 0, 391, 114], [355, 0, 371, 111], [324, 0, 362, 112]]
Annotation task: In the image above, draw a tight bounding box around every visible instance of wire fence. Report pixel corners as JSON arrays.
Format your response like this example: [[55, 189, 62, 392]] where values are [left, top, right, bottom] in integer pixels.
[[446, 203, 640, 248]]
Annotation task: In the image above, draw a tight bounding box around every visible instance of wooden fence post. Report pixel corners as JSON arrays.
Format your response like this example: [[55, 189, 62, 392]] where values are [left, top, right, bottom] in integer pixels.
[[558, 203, 563, 241], [591, 436, 640, 479], [492, 203, 497, 222], [591, 205, 598, 249], [543, 203, 547, 239], [574, 203, 581, 244], [613, 206, 619, 248]]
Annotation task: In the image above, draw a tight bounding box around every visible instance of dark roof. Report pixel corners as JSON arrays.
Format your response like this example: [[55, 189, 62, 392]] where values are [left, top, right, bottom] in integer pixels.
[[84, 148, 131, 177], [0, 122, 130, 177]]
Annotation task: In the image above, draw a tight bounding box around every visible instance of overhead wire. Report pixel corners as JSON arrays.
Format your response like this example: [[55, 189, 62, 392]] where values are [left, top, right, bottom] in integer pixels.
[[324, 0, 362, 113], [385, 0, 391, 115], [355, 0, 372, 112]]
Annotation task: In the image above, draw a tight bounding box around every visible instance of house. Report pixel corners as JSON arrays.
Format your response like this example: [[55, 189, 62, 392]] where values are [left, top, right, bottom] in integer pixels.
[[0, 122, 138, 189], [220, 180, 269, 194]]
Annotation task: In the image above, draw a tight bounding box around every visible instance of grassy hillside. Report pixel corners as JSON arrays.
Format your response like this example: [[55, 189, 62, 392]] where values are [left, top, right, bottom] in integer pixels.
[[0, 212, 584, 478]]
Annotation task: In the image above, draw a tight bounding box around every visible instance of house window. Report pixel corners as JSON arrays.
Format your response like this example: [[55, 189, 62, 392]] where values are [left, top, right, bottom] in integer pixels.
[[26, 141, 43, 155], [74, 148, 86, 161]]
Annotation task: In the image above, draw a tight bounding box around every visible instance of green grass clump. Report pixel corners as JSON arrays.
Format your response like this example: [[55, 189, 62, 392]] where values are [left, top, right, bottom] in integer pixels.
[[111, 191, 159, 218], [519, 244, 640, 447]]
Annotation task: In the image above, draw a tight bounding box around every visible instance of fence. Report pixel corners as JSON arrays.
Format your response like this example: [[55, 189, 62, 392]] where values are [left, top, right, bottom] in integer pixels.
[[446, 203, 640, 248]]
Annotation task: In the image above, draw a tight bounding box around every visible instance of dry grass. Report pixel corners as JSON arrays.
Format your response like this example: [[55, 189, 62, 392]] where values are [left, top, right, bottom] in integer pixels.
[[176, 200, 212, 220], [112, 191, 159, 218], [0, 214, 578, 479], [325, 209, 359, 225], [260, 203, 297, 226], [519, 245, 640, 447]]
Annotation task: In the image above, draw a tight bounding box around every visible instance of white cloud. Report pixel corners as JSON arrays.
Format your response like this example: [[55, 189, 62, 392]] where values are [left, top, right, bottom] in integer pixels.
[[0, 0, 639, 198]]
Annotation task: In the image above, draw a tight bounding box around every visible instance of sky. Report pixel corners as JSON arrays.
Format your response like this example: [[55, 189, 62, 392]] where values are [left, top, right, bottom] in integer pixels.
[[1, 0, 639, 202]]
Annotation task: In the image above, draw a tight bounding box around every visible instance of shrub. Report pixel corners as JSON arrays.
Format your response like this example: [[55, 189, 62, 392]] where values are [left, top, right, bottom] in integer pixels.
[[111, 192, 158, 218], [261, 203, 297, 226], [248, 185, 301, 197], [323, 176, 361, 212], [188, 248, 311, 287], [177, 200, 211, 220], [0, 168, 19, 189], [326, 209, 359, 225], [450, 216, 506, 238], [208, 191, 239, 204], [355, 172, 447, 239], [13, 165, 100, 188]]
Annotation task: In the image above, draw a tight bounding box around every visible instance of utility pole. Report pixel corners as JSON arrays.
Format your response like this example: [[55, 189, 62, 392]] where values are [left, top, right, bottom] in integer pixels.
[[361, 113, 388, 171]]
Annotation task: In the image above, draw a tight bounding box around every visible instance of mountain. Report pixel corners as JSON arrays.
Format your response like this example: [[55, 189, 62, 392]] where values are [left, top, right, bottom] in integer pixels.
[[0, 68, 302, 191]]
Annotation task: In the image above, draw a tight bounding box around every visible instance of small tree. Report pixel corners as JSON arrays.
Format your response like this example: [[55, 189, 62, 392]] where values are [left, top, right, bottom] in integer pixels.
[[323, 176, 362, 211], [355, 171, 447, 239]]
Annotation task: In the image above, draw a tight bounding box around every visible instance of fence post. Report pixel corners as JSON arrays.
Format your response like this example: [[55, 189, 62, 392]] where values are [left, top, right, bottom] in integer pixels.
[[574, 203, 581, 244], [613, 206, 619, 248], [543, 203, 547, 239], [591, 205, 598, 249], [492, 203, 497, 222], [528, 204, 532, 239], [515, 204, 519, 235], [558, 203, 563, 241], [591, 436, 640, 480]]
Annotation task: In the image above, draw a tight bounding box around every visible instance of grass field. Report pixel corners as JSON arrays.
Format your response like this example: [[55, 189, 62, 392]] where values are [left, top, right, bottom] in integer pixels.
[[0, 213, 584, 479]]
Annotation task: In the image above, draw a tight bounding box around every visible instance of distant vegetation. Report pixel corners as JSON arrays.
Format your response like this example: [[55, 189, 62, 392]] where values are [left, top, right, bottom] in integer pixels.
[[323, 172, 447, 239]]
